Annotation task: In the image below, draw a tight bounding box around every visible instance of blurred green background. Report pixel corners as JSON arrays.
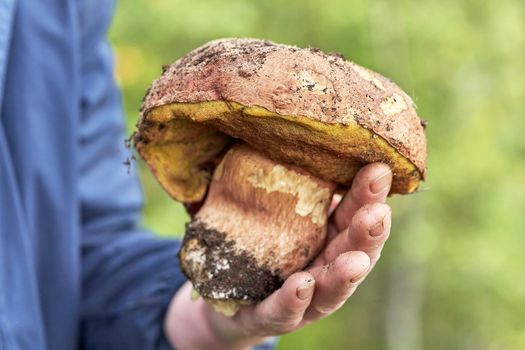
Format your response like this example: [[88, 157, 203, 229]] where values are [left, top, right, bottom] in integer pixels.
[[110, 0, 525, 349]]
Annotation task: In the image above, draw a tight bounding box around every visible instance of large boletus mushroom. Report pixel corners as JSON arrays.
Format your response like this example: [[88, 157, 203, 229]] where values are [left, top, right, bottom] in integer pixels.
[[134, 38, 427, 316]]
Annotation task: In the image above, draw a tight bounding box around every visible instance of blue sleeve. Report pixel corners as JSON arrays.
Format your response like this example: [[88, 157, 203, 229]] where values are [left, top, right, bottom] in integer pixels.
[[77, 4, 184, 349], [77, 4, 277, 350]]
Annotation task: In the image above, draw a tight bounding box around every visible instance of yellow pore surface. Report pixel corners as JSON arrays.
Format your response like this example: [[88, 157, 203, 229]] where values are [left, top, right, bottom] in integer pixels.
[[137, 101, 422, 202]]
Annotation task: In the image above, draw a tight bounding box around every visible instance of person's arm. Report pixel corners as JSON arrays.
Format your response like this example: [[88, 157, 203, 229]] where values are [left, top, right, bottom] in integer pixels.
[[77, 10, 185, 349], [77, 7, 277, 349], [165, 164, 393, 349], [76, 5, 393, 349]]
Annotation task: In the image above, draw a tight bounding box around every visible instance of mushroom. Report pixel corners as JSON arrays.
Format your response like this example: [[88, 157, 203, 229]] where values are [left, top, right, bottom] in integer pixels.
[[134, 38, 427, 316]]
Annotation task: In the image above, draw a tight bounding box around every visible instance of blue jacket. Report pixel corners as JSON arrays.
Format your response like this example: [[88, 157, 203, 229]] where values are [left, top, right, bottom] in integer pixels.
[[0, 1, 275, 349], [0, 0, 184, 348]]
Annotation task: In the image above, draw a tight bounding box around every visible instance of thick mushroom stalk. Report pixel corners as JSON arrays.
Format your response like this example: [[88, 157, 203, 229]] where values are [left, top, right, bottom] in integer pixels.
[[135, 38, 428, 316], [179, 143, 336, 316]]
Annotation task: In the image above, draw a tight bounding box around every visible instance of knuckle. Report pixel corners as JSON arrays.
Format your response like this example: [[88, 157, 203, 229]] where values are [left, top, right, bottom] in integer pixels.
[[279, 298, 301, 315], [314, 299, 347, 316], [312, 305, 335, 317], [262, 315, 301, 334]]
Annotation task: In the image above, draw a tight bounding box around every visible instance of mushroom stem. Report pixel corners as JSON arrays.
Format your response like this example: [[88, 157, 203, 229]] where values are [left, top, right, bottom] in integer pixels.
[[179, 143, 336, 316]]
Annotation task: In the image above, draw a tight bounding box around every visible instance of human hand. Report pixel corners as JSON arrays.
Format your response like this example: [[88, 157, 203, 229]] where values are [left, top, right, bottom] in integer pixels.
[[165, 163, 392, 350]]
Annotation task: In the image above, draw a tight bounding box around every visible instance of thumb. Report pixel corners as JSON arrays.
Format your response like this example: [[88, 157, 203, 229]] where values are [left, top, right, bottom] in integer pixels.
[[237, 272, 315, 336]]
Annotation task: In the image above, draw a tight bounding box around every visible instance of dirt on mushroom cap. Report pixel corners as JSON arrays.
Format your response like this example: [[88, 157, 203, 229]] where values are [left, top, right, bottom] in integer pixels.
[[134, 38, 427, 203]]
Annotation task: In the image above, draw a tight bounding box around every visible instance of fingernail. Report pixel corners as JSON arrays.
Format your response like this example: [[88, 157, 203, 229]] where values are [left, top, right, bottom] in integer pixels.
[[350, 267, 369, 283], [370, 169, 392, 194], [350, 261, 370, 283], [296, 278, 315, 300], [369, 209, 391, 237], [369, 220, 384, 237]]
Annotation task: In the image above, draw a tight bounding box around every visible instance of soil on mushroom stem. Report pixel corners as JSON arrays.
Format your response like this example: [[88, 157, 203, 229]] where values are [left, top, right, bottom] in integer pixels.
[[180, 220, 284, 301]]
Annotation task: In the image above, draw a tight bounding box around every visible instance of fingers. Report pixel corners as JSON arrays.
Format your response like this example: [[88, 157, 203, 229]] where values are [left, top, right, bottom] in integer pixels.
[[237, 271, 315, 336], [303, 251, 370, 322], [350, 203, 392, 265], [332, 163, 392, 233], [315, 202, 392, 266]]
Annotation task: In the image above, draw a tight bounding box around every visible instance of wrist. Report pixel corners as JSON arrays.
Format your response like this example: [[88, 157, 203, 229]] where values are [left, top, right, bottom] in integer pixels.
[[203, 302, 269, 350], [165, 282, 267, 350]]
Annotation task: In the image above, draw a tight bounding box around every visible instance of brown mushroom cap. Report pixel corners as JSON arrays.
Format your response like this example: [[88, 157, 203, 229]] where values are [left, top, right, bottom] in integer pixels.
[[134, 38, 427, 203]]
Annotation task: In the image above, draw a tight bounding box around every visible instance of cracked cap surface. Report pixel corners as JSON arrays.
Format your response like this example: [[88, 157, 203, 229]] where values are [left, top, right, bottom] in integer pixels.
[[134, 38, 427, 203]]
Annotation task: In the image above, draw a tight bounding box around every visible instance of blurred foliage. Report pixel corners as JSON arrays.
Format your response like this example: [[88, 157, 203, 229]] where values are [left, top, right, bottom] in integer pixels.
[[110, 0, 525, 349]]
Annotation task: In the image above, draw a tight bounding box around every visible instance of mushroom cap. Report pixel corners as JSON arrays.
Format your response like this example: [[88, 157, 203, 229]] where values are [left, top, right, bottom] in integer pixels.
[[134, 38, 427, 203]]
